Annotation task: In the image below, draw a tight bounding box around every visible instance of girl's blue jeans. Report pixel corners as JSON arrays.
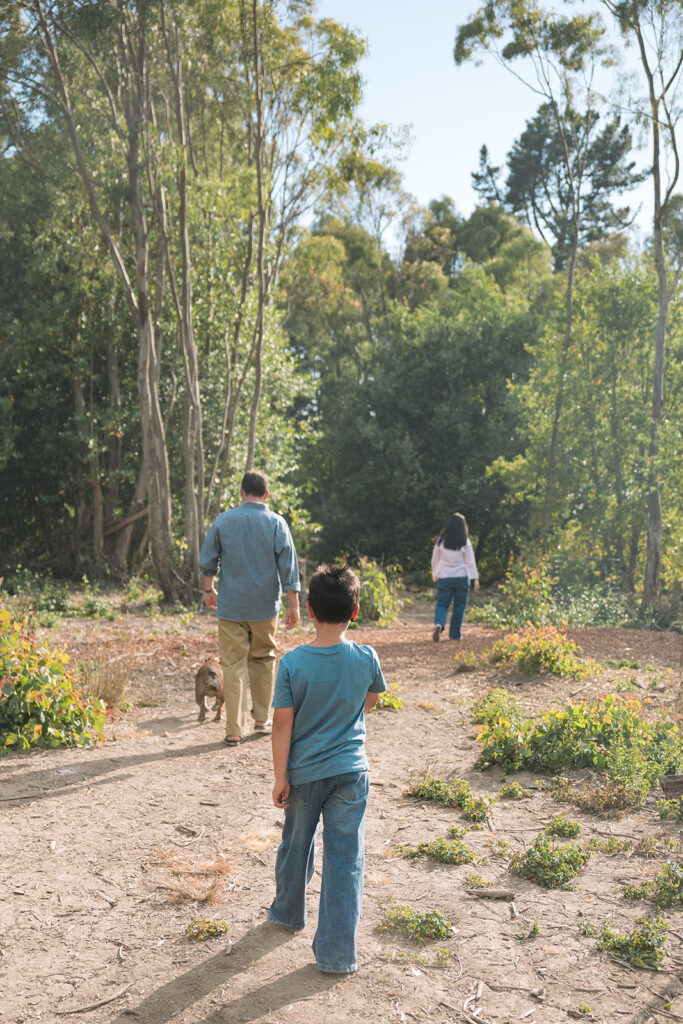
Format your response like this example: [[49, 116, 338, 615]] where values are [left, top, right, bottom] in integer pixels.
[[434, 576, 470, 639], [268, 770, 369, 973]]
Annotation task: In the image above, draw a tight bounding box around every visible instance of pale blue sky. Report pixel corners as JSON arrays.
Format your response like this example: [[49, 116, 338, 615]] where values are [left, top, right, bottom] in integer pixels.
[[315, 0, 654, 240]]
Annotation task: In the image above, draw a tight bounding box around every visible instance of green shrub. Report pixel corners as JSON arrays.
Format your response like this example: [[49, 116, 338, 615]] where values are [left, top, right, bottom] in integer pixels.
[[498, 782, 531, 800], [622, 863, 683, 909], [415, 838, 477, 865], [475, 695, 683, 800], [489, 625, 596, 679], [407, 774, 492, 823], [0, 603, 106, 754], [472, 688, 524, 727], [580, 915, 669, 969], [376, 683, 404, 710], [657, 798, 683, 821], [511, 834, 590, 889], [352, 556, 403, 626], [544, 815, 582, 838], [185, 918, 230, 941], [376, 902, 452, 943]]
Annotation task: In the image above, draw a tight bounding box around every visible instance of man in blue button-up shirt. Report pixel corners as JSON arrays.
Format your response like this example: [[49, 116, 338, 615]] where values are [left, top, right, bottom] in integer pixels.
[[200, 470, 300, 746]]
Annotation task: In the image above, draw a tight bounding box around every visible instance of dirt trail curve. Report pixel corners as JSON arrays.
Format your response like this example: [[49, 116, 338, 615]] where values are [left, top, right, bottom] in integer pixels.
[[0, 606, 681, 1024]]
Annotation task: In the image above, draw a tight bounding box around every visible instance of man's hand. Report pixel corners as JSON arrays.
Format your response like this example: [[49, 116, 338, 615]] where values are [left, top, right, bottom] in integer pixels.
[[204, 589, 217, 611], [283, 592, 300, 631], [473, 580, 480, 592], [272, 778, 290, 808]]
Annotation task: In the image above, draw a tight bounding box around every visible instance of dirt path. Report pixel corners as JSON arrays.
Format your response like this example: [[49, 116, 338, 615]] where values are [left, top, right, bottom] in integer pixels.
[[1, 605, 681, 1024]]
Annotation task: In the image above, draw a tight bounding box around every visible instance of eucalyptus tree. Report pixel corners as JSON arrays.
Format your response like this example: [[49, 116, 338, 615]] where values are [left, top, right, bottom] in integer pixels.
[[455, 1, 623, 541], [593, 0, 682, 610]]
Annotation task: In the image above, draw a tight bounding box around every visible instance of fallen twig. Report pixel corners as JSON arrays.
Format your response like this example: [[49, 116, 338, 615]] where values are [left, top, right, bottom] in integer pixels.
[[465, 888, 515, 900], [54, 982, 133, 1015]]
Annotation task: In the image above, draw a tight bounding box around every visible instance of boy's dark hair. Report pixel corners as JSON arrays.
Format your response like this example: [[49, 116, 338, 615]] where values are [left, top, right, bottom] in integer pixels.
[[438, 512, 469, 551], [308, 563, 360, 623], [241, 469, 268, 497]]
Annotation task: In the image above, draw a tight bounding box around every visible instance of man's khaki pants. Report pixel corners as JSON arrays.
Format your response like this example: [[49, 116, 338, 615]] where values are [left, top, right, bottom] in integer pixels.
[[218, 617, 278, 738]]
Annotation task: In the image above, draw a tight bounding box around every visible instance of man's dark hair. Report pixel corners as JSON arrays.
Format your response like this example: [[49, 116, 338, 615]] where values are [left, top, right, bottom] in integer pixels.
[[438, 512, 469, 551], [308, 563, 360, 623], [241, 470, 268, 497]]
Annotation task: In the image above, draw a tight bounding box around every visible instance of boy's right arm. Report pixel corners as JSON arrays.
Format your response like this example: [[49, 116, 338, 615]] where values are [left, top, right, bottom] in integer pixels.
[[271, 707, 295, 808]]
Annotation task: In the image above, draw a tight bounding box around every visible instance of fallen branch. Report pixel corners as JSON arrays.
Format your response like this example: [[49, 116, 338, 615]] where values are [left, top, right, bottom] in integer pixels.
[[54, 982, 133, 1015], [465, 888, 515, 900]]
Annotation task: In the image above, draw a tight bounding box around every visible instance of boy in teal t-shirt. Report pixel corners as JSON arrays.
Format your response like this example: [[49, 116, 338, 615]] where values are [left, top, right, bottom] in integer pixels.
[[268, 563, 387, 973]]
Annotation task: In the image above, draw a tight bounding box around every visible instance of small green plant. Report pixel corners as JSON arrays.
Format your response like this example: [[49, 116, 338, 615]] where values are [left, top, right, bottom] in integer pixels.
[[575, 1005, 592, 1016], [622, 862, 683, 908], [487, 837, 512, 858], [465, 871, 493, 888], [498, 782, 531, 800], [185, 918, 230, 941], [634, 834, 679, 859], [515, 918, 539, 940], [376, 902, 452, 943], [511, 834, 590, 889], [407, 774, 492, 822], [453, 651, 481, 673], [445, 824, 467, 839], [544, 815, 582, 838], [606, 659, 642, 670], [376, 684, 405, 710], [586, 836, 632, 856], [657, 798, 683, 821], [580, 915, 669, 969], [613, 676, 638, 693], [415, 837, 477, 865], [555, 777, 645, 818], [489, 624, 597, 679]]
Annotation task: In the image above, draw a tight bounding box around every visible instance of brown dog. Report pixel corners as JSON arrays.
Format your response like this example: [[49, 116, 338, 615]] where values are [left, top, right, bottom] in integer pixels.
[[195, 658, 224, 722]]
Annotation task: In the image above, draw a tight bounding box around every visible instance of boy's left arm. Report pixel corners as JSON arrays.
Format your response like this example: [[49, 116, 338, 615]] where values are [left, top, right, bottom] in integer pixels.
[[271, 707, 295, 808], [364, 647, 387, 713]]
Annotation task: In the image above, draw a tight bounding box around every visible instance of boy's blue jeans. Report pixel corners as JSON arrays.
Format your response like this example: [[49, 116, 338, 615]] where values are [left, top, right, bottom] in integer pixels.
[[268, 770, 369, 973], [434, 576, 470, 639]]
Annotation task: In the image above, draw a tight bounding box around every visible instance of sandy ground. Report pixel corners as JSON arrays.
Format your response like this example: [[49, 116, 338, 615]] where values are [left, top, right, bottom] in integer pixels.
[[1, 601, 682, 1024]]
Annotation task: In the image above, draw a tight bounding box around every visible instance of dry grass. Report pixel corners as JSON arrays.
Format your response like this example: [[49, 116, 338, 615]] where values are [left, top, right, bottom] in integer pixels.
[[78, 645, 128, 707], [149, 848, 233, 904]]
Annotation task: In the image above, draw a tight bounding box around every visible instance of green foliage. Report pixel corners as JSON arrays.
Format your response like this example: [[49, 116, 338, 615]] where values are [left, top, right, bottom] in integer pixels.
[[475, 694, 683, 802], [511, 833, 590, 889], [586, 836, 632, 856], [489, 624, 596, 679], [544, 815, 582, 838], [415, 838, 477, 865], [465, 872, 493, 889], [407, 774, 492, 823], [185, 918, 230, 942], [657, 799, 683, 822], [553, 776, 645, 818], [622, 863, 683, 909], [515, 918, 540, 940], [353, 557, 403, 626], [376, 902, 452, 943], [580, 915, 669, 969], [376, 683, 405, 710], [0, 604, 106, 754], [498, 782, 531, 800], [472, 688, 524, 727]]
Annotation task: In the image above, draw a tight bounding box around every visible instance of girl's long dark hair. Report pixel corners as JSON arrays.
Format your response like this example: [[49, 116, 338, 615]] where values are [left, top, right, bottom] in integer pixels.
[[437, 512, 468, 551]]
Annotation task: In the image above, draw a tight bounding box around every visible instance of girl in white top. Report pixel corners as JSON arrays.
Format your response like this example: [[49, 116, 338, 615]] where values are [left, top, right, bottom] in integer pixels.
[[431, 513, 479, 642]]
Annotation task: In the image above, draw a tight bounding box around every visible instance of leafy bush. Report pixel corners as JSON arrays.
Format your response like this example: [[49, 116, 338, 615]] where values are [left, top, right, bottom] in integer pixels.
[[407, 774, 492, 823], [376, 683, 405, 710], [544, 815, 582, 838], [352, 556, 403, 626], [489, 625, 596, 679], [657, 798, 683, 821], [512, 834, 591, 889], [498, 782, 531, 800], [376, 902, 452, 943], [475, 695, 683, 800], [472, 688, 524, 727], [185, 918, 230, 941], [622, 863, 683, 909], [400, 837, 477, 865], [0, 603, 106, 754], [580, 915, 669, 969]]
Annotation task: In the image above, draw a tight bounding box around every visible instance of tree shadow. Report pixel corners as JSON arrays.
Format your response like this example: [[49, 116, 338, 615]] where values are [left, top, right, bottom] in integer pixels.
[[109, 922, 340, 1024]]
